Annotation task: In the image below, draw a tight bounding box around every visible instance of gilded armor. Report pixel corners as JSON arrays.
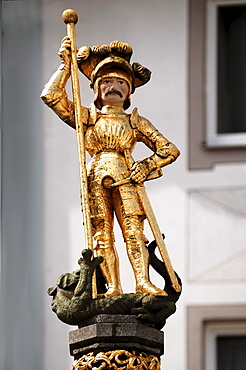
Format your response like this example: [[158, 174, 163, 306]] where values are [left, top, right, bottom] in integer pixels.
[[41, 39, 180, 297]]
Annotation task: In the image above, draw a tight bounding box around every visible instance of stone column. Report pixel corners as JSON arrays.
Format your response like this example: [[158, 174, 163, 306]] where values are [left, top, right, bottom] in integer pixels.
[[69, 314, 164, 370]]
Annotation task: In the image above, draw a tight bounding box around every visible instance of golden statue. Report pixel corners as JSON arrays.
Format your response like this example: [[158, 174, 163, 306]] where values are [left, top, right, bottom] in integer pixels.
[[41, 10, 180, 298]]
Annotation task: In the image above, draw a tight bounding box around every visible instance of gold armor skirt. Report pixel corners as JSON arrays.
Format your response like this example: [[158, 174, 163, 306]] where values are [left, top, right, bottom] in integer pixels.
[[87, 151, 144, 220]]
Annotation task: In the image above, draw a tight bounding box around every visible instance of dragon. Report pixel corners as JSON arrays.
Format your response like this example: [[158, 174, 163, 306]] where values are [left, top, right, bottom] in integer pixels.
[[48, 238, 182, 329]]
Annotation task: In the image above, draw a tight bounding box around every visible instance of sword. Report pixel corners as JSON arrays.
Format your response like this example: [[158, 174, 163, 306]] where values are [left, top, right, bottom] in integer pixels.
[[112, 153, 181, 293]]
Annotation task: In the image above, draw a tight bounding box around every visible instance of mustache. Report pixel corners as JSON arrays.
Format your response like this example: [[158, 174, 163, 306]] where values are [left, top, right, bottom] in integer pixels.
[[105, 90, 123, 98]]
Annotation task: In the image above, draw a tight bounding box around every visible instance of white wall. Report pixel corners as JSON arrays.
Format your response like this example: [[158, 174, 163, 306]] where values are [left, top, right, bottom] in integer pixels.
[[41, 1, 246, 370]]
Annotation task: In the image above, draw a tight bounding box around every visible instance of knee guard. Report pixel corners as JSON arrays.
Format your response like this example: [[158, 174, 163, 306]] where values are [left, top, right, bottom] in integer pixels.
[[93, 219, 115, 249], [123, 216, 148, 247]]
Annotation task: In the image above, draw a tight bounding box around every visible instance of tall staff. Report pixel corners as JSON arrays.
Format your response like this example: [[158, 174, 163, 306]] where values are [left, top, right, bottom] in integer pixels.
[[62, 9, 93, 251]]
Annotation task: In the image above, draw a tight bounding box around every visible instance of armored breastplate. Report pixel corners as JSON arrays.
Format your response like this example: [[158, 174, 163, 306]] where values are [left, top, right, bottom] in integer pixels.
[[85, 108, 135, 156]]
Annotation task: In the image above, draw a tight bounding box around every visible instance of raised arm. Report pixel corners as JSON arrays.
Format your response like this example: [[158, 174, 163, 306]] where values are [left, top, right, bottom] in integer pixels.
[[40, 37, 88, 128]]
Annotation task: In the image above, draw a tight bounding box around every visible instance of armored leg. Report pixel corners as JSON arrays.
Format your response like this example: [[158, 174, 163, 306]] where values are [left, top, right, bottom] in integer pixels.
[[122, 216, 167, 296], [93, 219, 123, 297]]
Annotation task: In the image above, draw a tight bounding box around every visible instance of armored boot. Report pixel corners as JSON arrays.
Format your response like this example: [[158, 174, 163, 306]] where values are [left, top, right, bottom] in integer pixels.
[[128, 243, 168, 296], [96, 245, 123, 297], [93, 219, 123, 297]]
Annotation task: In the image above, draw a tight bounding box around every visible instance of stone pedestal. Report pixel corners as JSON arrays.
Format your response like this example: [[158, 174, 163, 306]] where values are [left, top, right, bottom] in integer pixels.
[[69, 314, 164, 369]]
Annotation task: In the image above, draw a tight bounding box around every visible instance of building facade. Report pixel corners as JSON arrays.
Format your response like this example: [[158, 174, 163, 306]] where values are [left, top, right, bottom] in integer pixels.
[[1, 1, 246, 369]]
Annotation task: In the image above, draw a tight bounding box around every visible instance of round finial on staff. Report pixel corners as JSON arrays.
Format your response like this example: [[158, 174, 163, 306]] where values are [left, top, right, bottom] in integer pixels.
[[62, 9, 78, 24]]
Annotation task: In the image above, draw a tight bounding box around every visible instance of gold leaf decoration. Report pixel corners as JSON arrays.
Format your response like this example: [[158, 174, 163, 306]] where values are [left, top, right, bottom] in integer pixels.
[[73, 350, 160, 370]]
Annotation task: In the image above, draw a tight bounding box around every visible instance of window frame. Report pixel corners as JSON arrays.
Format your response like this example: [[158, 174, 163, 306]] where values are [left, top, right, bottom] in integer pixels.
[[189, 0, 246, 169], [187, 305, 246, 370], [206, 0, 246, 148], [205, 321, 246, 370]]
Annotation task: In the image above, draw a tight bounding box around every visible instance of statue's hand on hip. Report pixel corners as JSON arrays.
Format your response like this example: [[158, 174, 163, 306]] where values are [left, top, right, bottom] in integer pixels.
[[130, 160, 150, 183]]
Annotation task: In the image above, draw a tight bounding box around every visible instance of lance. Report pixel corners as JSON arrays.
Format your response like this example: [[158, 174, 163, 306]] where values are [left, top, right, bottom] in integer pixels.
[[112, 151, 182, 293], [62, 9, 93, 252]]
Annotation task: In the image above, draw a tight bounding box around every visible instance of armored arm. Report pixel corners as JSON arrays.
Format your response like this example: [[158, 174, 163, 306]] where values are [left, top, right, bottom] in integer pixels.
[[40, 37, 89, 128], [138, 115, 180, 167], [130, 111, 180, 183]]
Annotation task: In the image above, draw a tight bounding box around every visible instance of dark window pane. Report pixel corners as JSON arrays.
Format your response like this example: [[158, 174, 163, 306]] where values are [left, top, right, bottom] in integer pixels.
[[217, 6, 246, 134], [217, 336, 246, 370]]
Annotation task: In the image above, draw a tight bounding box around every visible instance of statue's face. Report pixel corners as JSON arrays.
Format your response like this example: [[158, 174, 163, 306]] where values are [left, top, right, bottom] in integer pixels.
[[99, 77, 129, 108]]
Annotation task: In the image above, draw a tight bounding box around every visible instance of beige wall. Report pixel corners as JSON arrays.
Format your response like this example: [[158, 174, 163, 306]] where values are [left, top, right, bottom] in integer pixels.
[[41, 1, 187, 369], [2, 1, 245, 369], [40, 1, 246, 370]]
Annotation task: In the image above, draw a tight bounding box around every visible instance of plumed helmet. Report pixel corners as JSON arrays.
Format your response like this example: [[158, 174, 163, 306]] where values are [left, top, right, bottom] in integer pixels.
[[77, 41, 151, 110]]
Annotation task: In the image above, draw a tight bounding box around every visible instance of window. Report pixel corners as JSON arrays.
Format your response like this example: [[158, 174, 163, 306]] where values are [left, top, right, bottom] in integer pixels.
[[205, 322, 246, 370], [206, 1, 246, 147], [217, 337, 246, 370], [189, 0, 246, 169], [187, 305, 246, 370]]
